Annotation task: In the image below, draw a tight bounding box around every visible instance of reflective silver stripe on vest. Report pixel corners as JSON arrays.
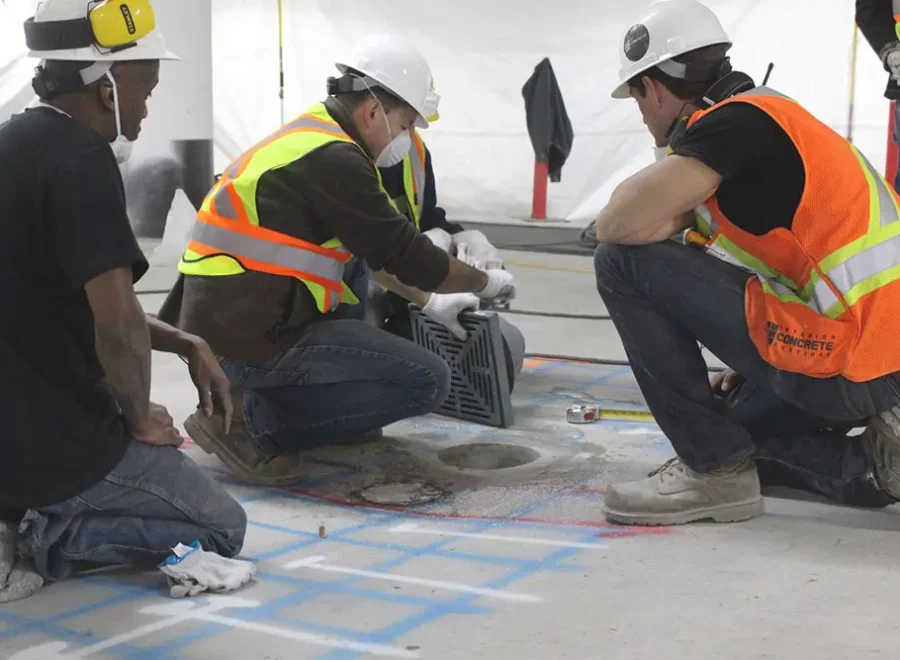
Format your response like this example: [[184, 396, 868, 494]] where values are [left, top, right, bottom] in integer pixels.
[[409, 141, 426, 210], [812, 233, 900, 313], [857, 148, 900, 228], [190, 221, 346, 284]]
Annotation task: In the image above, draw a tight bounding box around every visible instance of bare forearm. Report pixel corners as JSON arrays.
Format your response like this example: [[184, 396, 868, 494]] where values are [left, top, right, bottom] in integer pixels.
[[433, 257, 489, 294], [371, 271, 431, 306], [94, 298, 152, 431], [146, 314, 198, 357]]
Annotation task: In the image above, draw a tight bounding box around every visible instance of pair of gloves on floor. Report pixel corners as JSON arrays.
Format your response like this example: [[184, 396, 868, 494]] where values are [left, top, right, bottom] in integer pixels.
[[159, 541, 256, 598], [420, 228, 514, 340]]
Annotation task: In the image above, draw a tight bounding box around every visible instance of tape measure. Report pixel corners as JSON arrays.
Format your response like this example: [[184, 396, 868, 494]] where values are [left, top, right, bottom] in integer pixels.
[[566, 405, 655, 424]]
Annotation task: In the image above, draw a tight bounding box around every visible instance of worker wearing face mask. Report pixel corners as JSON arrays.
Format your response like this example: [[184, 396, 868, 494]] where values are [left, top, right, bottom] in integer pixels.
[[366, 77, 510, 340], [158, 34, 517, 486]]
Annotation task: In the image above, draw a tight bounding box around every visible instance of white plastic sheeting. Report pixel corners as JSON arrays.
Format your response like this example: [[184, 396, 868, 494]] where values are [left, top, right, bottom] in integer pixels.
[[0, 0, 893, 224], [210, 0, 893, 223]]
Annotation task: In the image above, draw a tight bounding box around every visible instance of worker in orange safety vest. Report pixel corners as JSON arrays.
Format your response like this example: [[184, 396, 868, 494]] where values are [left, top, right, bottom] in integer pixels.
[[591, 0, 900, 526]]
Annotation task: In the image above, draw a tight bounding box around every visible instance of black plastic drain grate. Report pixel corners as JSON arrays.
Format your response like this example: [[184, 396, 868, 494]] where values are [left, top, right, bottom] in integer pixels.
[[408, 306, 514, 428]]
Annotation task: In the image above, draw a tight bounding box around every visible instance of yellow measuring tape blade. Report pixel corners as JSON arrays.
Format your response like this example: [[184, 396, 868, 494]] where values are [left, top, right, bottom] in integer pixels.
[[596, 408, 655, 421]]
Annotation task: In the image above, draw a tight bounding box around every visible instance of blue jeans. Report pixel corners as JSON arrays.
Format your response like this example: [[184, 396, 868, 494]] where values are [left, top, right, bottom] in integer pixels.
[[220, 319, 452, 455], [21, 440, 247, 581], [594, 241, 900, 506]]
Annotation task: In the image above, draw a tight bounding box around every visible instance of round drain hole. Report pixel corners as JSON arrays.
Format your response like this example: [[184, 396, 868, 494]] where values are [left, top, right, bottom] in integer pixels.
[[437, 443, 540, 470]]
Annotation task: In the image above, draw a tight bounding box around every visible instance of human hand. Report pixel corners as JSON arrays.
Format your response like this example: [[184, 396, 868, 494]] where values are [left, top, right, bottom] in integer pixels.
[[453, 230, 503, 270], [422, 292, 480, 340], [476, 268, 517, 304], [883, 42, 900, 83], [131, 403, 184, 448], [423, 227, 453, 253], [187, 337, 233, 433], [710, 368, 744, 396]]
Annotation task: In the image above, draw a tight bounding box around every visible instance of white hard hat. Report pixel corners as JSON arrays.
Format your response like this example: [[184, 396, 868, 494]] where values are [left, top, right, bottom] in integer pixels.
[[611, 0, 731, 99], [336, 34, 437, 128], [25, 0, 179, 74]]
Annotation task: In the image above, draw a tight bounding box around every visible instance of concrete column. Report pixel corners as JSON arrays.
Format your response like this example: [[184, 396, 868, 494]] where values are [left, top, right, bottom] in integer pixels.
[[123, 0, 213, 238]]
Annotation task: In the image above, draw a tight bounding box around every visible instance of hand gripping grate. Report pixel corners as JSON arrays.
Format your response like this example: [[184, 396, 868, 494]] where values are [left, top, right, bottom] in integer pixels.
[[408, 305, 514, 428]]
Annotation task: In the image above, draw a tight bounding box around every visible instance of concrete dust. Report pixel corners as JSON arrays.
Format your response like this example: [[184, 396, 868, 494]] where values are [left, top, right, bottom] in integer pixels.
[[359, 482, 444, 506]]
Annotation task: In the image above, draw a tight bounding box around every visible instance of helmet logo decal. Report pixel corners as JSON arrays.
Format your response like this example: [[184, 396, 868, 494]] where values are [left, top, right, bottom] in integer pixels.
[[623, 24, 650, 62]]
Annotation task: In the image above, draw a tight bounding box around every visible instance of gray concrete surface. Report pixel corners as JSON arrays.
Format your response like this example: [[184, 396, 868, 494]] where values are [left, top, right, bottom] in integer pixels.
[[2, 247, 899, 659]]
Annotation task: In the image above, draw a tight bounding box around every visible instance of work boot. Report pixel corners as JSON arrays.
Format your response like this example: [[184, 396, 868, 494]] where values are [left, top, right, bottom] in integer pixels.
[[184, 411, 307, 487], [862, 406, 900, 500], [602, 457, 763, 526]]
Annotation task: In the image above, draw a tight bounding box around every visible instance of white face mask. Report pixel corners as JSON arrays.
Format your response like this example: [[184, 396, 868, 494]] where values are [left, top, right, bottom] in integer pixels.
[[105, 71, 134, 165], [371, 93, 411, 167], [375, 129, 411, 168]]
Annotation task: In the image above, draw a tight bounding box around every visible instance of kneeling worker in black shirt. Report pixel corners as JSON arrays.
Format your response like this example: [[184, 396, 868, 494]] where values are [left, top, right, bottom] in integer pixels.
[[593, 0, 900, 526], [0, 0, 247, 602]]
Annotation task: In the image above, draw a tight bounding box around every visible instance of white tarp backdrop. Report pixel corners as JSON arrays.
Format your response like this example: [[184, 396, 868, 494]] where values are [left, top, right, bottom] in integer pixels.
[[0, 0, 892, 225]]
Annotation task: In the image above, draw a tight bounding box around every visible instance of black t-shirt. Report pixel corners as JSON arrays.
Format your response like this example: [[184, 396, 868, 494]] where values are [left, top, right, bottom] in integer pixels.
[[0, 107, 148, 509], [671, 101, 806, 235]]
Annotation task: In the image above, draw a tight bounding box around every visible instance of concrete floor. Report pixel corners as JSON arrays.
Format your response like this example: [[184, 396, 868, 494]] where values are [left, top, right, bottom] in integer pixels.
[[2, 246, 900, 659]]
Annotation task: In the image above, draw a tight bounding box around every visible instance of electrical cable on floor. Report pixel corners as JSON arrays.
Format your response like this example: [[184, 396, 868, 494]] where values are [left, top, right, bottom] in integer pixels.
[[524, 353, 725, 373], [498, 308, 610, 321]]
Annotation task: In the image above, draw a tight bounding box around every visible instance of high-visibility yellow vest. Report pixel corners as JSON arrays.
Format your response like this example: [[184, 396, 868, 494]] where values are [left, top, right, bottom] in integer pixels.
[[400, 130, 428, 229], [178, 102, 394, 313], [686, 86, 900, 381]]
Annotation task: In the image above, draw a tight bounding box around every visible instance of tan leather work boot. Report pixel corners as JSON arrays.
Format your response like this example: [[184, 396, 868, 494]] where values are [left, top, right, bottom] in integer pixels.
[[602, 457, 763, 526], [184, 411, 307, 487]]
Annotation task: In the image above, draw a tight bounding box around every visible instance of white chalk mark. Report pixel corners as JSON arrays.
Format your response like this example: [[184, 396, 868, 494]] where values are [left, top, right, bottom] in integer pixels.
[[389, 523, 609, 550], [285, 555, 541, 603], [9, 596, 418, 659], [617, 427, 660, 436]]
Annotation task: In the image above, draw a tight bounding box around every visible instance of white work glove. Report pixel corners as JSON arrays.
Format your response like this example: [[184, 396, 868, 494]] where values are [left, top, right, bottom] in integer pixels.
[[453, 230, 503, 270], [423, 227, 453, 253], [422, 292, 480, 340], [882, 42, 900, 83], [158, 541, 257, 599], [476, 268, 517, 304]]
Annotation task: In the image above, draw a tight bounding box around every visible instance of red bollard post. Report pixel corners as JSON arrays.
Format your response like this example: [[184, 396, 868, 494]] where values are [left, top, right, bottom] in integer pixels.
[[886, 101, 898, 189], [531, 160, 549, 220]]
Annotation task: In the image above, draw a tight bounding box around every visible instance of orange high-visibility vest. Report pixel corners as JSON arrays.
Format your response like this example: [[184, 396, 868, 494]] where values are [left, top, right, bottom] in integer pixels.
[[688, 86, 900, 382], [402, 130, 427, 228], [178, 103, 377, 313]]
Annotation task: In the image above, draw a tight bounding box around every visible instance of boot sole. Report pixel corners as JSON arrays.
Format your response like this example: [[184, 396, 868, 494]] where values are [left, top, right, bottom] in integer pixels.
[[183, 416, 305, 488], [602, 496, 764, 526]]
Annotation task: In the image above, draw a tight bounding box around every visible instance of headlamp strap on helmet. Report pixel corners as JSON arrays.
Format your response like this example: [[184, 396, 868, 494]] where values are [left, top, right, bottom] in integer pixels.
[[326, 74, 381, 96]]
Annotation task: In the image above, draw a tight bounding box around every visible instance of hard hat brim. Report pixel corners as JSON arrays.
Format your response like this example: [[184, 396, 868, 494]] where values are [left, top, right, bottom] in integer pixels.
[[611, 82, 632, 99]]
